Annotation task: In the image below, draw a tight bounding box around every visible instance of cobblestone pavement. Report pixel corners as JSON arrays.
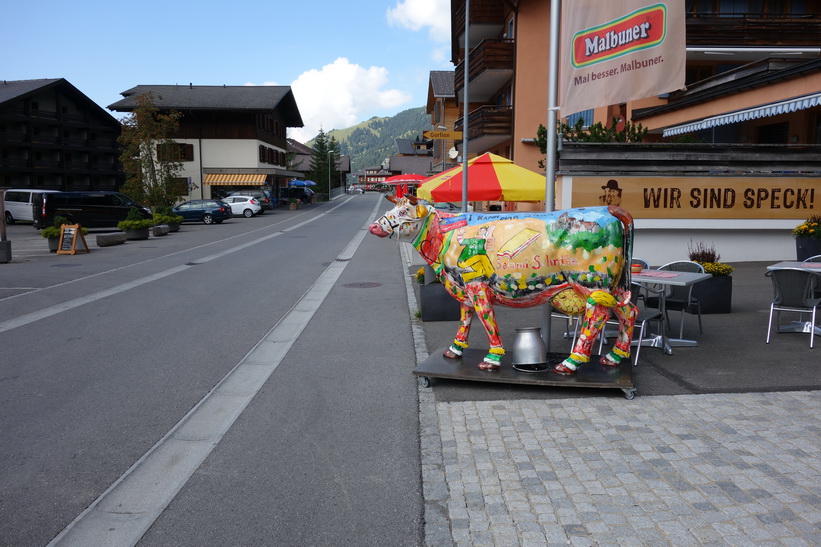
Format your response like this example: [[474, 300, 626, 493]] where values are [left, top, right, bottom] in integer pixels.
[[401, 244, 821, 546], [420, 390, 821, 546]]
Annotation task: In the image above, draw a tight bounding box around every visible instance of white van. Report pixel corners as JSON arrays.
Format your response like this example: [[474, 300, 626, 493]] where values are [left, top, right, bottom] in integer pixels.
[[3, 189, 58, 224]]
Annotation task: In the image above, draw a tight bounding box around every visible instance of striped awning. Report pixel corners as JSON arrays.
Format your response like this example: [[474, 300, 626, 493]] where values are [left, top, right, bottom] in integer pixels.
[[203, 173, 268, 185], [663, 92, 821, 137]]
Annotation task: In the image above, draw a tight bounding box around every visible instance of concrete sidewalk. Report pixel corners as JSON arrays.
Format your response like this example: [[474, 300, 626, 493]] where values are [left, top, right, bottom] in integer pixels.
[[402, 244, 821, 545]]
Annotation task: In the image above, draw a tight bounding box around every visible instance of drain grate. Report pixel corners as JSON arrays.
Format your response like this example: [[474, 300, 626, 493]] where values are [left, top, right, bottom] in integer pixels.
[[51, 264, 82, 268], [342, 282, 382, 289], [185, 262, 202, 266]]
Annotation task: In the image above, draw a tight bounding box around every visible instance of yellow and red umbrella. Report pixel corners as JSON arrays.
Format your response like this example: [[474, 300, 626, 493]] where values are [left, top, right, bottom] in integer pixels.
[[416, 152, 546, 202]]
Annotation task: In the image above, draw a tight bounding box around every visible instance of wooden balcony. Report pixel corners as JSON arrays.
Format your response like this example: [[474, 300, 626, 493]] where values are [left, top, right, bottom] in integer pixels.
[[454, 39, 514, 103], [687, 13, 821, 46], [451, 0, 506, 59], [455, 105, 513, 152]]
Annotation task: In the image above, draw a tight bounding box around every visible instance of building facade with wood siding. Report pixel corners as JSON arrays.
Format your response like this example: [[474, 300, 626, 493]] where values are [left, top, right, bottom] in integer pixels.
[[109, 84, 305, 202], [0, 79, 123, 193]]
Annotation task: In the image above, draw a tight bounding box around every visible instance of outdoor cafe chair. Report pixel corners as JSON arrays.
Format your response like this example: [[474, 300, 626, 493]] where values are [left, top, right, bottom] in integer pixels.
[[644, 260, 704, 340], [765, 267, 821, 348], [630, 257, 649, 305], [803, 255, 821, 297]]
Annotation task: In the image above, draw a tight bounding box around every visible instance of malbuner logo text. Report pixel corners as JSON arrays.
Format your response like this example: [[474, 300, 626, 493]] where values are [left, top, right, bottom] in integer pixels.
[[571, 3, 667, 68]]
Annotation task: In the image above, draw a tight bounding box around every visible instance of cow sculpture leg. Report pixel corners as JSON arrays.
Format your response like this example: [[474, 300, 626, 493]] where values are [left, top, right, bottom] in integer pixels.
[[554, 289, 636, 375], [443, 283, 505, 370], [443, 304, 476, 359], [599, 296, 638, 366]]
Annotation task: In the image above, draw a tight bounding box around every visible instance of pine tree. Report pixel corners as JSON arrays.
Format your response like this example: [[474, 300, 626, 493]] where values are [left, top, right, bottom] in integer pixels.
[[308, 128, 333, 197]]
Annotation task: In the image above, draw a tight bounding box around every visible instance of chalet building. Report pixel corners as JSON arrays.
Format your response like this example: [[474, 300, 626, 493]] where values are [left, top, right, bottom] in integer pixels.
[[0, 79, 122, 192], [355, 137, 433, 190], [108, 85, 305, 202], [445, 0, 821, 261]]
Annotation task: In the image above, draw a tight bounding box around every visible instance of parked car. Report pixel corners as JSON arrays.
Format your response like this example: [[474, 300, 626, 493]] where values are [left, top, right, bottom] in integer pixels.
[[3, 189, 58, 224], [281, 187, 315, 204], [227, 190, 275, 210], [172, 200, 232, 224], [223, 196, 262, 218], [32, 191, 152, 229]]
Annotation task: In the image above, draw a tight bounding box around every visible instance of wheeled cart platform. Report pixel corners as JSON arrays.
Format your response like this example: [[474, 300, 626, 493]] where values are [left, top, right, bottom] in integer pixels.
[[414, 347, 636, 399]]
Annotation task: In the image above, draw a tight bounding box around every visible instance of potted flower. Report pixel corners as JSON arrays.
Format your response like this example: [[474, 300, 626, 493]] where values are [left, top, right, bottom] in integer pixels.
[[792, 214, 821, 261], [288, 197, 301, 210], [688, 240, 734, 314], [41, 215, 88, 252], [117, 207, 156, 240]]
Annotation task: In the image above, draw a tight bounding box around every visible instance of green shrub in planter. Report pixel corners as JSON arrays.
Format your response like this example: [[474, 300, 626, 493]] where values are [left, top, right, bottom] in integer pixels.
[[117, 218, 156, 231], [41, 215, 88, 238], [117, 207, 156, 231], [152, 213, 183, 225]]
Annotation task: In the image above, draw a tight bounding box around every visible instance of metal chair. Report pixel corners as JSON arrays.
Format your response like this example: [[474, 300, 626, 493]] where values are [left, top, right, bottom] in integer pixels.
[[644, 260, 704, 339], [630, 257, 649, 305], [803, 255, 821, 298], [766, 268, 821, 348]]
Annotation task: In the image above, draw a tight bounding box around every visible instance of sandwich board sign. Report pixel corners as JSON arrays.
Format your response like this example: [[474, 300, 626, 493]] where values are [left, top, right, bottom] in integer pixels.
[[57, 224, 89, 255]]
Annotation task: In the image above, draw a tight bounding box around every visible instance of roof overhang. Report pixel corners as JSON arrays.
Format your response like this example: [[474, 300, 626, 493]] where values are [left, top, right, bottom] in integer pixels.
[[662, 92, 821, 137]]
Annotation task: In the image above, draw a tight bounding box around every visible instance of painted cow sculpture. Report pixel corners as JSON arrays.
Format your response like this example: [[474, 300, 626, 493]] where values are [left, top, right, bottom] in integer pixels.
[[368, 195, 638, 374]]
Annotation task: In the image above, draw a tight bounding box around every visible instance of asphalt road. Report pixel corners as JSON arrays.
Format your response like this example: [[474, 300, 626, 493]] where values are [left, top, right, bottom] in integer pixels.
[[0, 194, 423, 546]]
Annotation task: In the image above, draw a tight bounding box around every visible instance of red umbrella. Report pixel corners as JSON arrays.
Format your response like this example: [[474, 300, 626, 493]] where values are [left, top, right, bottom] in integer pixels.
[[383, 174, 426, 185]]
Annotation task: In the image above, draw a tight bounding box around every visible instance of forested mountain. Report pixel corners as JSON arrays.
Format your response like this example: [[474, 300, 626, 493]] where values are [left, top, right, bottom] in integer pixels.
[[309, 107, 430, 175]]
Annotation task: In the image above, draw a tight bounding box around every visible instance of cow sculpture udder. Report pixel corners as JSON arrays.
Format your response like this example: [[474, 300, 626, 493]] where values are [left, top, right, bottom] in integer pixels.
[[368, 195, 638, 375]]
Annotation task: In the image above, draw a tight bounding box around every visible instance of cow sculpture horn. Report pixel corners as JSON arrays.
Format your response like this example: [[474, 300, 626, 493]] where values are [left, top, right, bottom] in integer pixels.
[[386, 195, 398, 204], [406, 195, 418, 205]]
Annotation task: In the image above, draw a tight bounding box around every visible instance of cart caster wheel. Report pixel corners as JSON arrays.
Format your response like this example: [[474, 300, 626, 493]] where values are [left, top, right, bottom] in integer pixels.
[[418, 376, 431, 388], [623, 389, 636, 400]]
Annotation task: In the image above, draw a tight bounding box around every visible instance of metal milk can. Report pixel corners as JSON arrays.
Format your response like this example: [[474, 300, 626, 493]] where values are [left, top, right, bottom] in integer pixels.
[[511, 326, 547, 365]]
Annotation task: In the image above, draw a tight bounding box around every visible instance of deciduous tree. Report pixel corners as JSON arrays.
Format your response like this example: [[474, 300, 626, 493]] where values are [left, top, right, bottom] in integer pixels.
[[118, 92, 185, 210]]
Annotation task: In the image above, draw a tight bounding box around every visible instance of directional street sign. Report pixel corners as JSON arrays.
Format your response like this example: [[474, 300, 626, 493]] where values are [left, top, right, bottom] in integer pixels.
[[422, 130, 463, 140]]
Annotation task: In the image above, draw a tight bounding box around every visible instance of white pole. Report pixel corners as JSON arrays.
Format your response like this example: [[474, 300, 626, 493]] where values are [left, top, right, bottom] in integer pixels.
[[545, 0, 560, 214], [461, 0, 470, 213], [542, 0, 562, 350]]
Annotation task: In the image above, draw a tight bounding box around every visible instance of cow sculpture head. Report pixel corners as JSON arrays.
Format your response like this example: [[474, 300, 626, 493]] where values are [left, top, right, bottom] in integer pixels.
[[368, 195, 433, 240]]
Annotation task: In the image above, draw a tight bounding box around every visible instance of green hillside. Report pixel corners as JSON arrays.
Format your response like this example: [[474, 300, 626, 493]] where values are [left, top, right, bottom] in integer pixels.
[[310, 106, 430, 175]]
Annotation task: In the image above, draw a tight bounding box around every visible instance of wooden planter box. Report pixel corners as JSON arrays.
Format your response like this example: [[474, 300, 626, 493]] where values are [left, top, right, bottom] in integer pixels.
[[796, 237, 821, 261], [419, 283, 461, 322], [691, 275, 732, 314]]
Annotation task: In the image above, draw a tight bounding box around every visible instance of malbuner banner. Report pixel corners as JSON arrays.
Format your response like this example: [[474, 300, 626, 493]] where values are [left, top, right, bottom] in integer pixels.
[[560, 1, 685, 116]]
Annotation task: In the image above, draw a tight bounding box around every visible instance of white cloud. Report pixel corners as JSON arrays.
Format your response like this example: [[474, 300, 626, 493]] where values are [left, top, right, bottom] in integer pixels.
[[282, 58, 412, 143], [386, 0, 451, 40]]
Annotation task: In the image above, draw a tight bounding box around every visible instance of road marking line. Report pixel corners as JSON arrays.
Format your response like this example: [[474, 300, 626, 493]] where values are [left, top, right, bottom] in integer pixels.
[[0, 198, 356, 332], [47, 197, 381, 547]]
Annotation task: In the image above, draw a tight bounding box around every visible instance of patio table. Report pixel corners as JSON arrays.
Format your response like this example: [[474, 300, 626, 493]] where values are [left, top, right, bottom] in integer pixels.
[[631, 269, 712, 354]]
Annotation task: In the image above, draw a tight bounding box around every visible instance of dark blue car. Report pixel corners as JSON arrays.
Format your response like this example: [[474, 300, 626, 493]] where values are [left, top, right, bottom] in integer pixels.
[[173, 200, 232, 224]]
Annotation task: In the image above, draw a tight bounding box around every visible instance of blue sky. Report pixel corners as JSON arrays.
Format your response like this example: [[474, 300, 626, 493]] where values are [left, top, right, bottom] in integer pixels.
[[3, 0, 451, 142]]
